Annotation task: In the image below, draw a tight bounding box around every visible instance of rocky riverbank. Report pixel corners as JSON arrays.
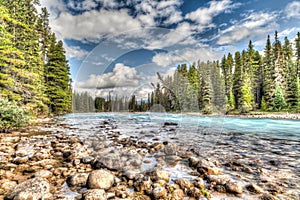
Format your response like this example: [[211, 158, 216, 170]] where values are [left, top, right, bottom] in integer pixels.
[[0, 117, 299, 200]]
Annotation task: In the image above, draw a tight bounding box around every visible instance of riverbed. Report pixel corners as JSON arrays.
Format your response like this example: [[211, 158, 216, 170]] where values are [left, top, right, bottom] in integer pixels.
[[1, 112, 299, 200]]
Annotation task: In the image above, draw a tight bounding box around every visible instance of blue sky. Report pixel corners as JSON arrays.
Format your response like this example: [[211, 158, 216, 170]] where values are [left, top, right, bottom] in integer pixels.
[[40, 0, 300, 98]]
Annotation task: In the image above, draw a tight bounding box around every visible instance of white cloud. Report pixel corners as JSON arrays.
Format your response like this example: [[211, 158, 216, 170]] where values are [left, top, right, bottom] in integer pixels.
[[76, 63, 140, 89], [135, 0, 183, 26], [146, 22, 196, 49], [152, 48, 222, 67], [52, 9, 142, 42], [285, 1, 300, 19], [185, 0, 240, 25], [217, 12, 279, 45], [64, 45, 90, 59]]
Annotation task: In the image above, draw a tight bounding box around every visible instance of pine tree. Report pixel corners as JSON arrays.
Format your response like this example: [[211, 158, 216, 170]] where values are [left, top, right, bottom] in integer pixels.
[[263, 35, 275, 110], [45, 34, 72, 114], [232, 51, 243, 109], [0, 5, 26, 101], [2, 0, 48, 114]]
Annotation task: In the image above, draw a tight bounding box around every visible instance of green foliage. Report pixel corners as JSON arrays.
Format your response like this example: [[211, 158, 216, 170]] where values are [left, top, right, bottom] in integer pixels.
[[240, 73, 253, 113], [261, 96, 267, 111], [273, 84, 287, 111], [0, 97, 29, 132]]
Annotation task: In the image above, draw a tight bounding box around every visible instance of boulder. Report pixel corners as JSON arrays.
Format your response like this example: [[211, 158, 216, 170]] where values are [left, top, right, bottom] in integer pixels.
[[82, 189, 107, 200], [87, 169, 114, 190], [5, 177, 51, 200], [67, 173, 89, 187]]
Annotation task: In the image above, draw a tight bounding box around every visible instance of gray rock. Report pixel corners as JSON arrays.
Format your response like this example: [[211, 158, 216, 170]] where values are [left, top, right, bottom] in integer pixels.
[[175, 178, 194, 189], [81, 156, 94, 164], [67, 173, 89, 187], [5, 177, 51, 200], [93, 149, 143, 171], [87, 169, 114, 190], [207, 175, 231, 185], [164, 143, 179, 155], [13, 157, 28, 164], [188, 156, 200, 168], [34, 170, 53, 179], [197, 159, 222, 176], [225, 181, 243, 194], [259, 193, 278, 200], [82, 189, 107, 200], [152, 186, 167, 199], [171, 189, 185, 200], [149, 169, 170, 182], [134, 176, 152, 194], [246, 183, 264, 194]]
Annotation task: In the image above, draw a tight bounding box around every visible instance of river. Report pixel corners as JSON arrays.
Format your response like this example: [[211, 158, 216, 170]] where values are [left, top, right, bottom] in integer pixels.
[[54, 112, 300, 199]]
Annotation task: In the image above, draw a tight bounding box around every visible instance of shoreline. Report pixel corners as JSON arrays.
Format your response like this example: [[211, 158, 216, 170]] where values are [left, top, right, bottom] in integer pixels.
[[77, 111, 300, 120]]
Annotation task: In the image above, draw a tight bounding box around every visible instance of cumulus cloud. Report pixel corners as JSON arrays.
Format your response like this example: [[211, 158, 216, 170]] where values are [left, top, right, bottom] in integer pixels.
[[185, 0, 240, 25], [76, 63, 140, 89], [285, 1, 300, 19], [152, 48, 222, 67], [217, 12, 279, 45], [135, 0, 183, 26], [52, 9, 142, 41], [64, 45, 90, 59]]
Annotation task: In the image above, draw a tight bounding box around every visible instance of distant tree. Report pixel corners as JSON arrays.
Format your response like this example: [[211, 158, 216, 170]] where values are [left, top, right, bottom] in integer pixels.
[[273, 83, 287, 111]]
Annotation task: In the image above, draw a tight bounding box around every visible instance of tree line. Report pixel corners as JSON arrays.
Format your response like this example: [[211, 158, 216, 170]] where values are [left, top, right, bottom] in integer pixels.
[[152, 31, 300, 114], [0, 0, 72, 116], [85, 31, 300, 114]]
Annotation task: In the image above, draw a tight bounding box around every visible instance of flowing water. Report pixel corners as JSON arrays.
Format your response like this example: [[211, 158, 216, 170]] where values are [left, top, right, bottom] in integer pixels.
[[55, 113, 300, 199]]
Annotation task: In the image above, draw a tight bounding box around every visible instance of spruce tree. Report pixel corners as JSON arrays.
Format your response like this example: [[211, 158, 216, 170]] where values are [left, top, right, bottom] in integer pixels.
[[232, 51, 243, 109], [263, 35, 275, 110], [45, 34, 72, 114]]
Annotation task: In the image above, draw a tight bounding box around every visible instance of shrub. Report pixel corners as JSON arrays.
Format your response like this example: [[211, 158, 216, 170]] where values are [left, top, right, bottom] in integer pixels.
[[0, 97, 29, 132]]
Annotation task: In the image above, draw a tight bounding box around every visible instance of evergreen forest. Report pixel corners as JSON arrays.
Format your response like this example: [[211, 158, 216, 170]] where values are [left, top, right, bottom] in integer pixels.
[[0, 1, 72, 131]]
